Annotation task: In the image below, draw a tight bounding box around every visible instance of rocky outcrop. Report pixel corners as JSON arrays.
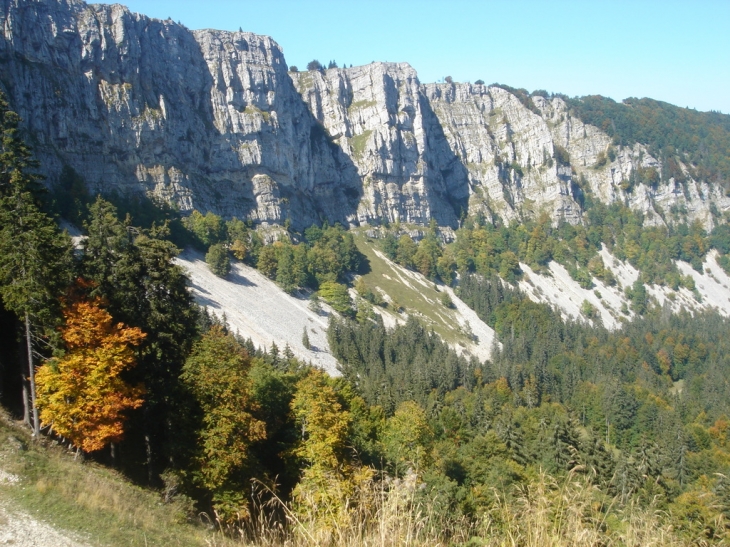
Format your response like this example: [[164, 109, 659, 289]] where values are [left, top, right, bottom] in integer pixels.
[[532, 96, 730, 229], [1, 0, 728, 230], [422, 84, 581, 224], [0, 0, 362, 229], [291, 63, 468, 227]]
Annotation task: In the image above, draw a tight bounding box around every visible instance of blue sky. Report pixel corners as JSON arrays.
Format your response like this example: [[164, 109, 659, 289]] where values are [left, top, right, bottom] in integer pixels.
[[120, 1, 730, 113]]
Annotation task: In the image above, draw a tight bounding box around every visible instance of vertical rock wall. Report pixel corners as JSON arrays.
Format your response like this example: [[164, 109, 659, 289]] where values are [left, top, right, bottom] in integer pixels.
[[1, 0, 727, 229]]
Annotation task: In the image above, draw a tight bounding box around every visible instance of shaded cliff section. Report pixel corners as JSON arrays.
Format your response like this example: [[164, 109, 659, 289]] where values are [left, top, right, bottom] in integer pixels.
[[1, 0, 728, 230], [0, 0, 362, 229]]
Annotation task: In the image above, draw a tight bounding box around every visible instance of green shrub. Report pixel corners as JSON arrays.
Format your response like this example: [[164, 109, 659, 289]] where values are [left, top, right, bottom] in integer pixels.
[[319, 281, 354, 317], [307, 59, 323, 71], [206, 243, 230, 277], [554, 144, 571, 166]]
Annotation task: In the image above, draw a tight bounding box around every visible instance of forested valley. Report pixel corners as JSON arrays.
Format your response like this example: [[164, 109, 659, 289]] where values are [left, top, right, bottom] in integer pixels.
[[5, 85, 730, 547]]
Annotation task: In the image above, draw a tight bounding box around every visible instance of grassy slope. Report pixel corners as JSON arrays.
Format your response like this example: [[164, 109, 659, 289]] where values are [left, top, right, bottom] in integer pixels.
[[354, 232, 468, 344], [0, 413, 227, 547]]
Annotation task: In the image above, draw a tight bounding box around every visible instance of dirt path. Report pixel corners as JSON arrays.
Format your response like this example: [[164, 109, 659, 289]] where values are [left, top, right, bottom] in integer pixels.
[[0, 499, 92, 547]]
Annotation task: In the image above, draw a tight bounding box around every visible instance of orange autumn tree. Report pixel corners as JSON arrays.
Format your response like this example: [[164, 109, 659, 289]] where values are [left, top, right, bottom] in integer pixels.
[[35, 297, 145, 452]]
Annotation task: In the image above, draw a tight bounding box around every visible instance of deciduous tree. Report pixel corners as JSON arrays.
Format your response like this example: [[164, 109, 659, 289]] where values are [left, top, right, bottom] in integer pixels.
[[180, 326, 266, 519], [35, 295, 145, 452]]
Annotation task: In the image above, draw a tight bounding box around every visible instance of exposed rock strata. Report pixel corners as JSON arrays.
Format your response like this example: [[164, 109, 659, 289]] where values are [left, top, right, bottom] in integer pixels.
[[1, 0, 727, 229]]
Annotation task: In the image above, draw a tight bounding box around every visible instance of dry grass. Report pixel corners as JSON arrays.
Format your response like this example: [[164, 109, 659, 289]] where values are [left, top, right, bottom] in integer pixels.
[[232, 470, 703, 547], [0, 413, 231, 547], [476, 471, 691, 547], [238, 470, 463, 547]]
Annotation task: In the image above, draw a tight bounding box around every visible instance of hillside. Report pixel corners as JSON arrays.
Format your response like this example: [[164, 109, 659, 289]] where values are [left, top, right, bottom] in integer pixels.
[[177, 235, 498, 368], [4, 0, 730, 544], [517, 247, 730, 329], [0, 411, 222, 546]]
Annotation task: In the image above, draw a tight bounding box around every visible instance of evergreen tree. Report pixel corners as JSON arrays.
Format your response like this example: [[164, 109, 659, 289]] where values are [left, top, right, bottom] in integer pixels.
[[306, 59, 324, 71], [83, 198, 198, 481], [0, 93, 73, 435], [205, 243, 230, 277]]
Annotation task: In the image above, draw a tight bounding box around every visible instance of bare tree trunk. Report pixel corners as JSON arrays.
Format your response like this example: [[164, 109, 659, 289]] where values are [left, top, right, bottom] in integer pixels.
[[145, 433, 154, 485], [25, 312, 40, 437], [21, 377, 30, 425]]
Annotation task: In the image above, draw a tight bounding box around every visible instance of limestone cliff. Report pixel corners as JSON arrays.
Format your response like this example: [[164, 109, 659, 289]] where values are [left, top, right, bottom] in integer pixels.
[[0, 0, 362, 228], [291, 63, 468, 227], [1, 0, 727, 230]]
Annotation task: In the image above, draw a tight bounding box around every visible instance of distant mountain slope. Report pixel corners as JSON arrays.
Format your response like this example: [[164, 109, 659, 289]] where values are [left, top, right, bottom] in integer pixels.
[[176, 249, 341, 373], [176, 223, 730, 374], [518, 248, 730, 329], [175, 237, 499, 368], [564, 95, 730, 183]]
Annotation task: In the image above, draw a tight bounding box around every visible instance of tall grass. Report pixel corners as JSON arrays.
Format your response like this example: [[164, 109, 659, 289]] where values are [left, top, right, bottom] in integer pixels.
[[0, 413, 231, 547], [240, 470, 465, 547], [477, 470, 687, 547], [229, 469, 705, 547]]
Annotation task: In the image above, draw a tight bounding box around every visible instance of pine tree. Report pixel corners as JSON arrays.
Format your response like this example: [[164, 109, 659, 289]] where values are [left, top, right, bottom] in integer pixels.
[[0, 92, 73, 435], [205, 242, 230, 276], [82, 198, 198, 480], [302, 327, 311, 350], [283, 343, 294, 360]]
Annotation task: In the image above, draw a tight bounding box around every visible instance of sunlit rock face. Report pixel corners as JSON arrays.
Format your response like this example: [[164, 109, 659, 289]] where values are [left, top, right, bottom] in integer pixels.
[[1, 0, 727, 229], [0, 0, 362, 228], [291, 63, 469, 228]]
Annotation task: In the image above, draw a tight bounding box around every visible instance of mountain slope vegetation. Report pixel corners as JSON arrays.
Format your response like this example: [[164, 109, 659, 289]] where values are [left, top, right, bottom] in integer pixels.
[[2, 0, 730, 542]]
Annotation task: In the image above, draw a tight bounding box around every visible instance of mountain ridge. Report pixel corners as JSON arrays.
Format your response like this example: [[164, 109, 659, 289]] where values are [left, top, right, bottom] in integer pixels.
[[1, 0, 729, 231]]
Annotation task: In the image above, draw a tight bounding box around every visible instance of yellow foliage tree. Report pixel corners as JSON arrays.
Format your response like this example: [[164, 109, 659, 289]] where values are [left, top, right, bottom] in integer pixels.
[[383, 400, 434, 474], [35, 297, 145, 452], [292, 369, 350, 470], [290, 369, 374, 537], [180, 326, 266, 520]]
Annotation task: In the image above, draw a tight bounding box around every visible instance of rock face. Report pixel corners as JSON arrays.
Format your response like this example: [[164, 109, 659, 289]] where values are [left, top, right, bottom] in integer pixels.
[[291, 63, 469, 227], [1, 0, 728, 229], [0, 0, 362, 228]]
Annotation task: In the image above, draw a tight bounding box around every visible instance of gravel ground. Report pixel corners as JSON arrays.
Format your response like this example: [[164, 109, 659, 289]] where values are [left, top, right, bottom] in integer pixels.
[[519, 260, 628, 329], [178, 248, 501, 366], [0, 500, 92, 547], [516, 248, 730, 331], [176, 249, 341, 374]]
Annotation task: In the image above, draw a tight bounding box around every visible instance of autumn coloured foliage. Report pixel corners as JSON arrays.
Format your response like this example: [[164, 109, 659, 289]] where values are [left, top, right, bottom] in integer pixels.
[[35, 297, 145, 452], [180, 326, 266, 520]]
